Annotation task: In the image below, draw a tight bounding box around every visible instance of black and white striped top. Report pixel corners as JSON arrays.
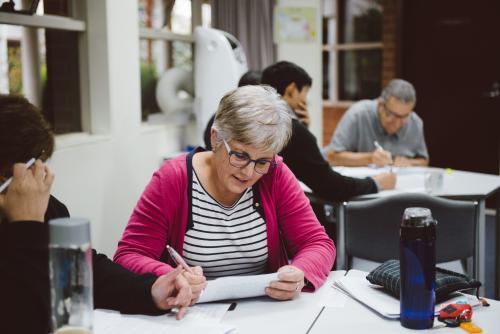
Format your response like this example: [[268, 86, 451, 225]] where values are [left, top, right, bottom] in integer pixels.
[[183, 170, 268, 278]]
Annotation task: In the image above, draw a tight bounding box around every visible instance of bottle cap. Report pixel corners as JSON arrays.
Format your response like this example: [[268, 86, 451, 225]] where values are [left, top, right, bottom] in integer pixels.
[[402, 207, 436, 227], [49, 217, 91, 248]]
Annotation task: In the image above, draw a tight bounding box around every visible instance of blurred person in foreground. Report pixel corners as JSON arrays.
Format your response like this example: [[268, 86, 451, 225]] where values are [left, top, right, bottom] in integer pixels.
[[0, 95, 192, 334]]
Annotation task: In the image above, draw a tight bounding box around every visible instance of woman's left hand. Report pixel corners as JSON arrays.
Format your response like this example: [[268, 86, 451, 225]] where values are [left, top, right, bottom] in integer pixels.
[[266, 265, 305, 301]]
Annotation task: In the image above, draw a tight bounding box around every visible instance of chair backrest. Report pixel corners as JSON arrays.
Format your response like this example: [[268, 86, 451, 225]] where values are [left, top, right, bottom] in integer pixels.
[[343, 193, 478, 273]]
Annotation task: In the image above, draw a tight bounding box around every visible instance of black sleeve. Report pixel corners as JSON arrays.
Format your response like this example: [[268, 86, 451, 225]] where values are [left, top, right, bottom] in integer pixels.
[[44, 196, 164, 314], [44, 195, 70, 222], [92, 251, 165, 315], [0, 222, 51, 334], [203, 114, 216, 151], [281, 120, 378, 202]]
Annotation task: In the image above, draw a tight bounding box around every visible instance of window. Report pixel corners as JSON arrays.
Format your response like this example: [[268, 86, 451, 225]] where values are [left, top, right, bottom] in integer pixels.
[[323, 0, 383, 102], [138, 0, 203, 121], [0, 0, 86, 134]]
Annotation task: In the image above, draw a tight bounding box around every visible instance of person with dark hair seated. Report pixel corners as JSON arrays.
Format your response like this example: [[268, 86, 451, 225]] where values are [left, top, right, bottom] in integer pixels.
[[0, 95, 193, 334], [264, 61, 396, 200]]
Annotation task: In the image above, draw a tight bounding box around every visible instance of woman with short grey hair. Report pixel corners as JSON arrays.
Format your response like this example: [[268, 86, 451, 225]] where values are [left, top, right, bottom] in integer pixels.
[[213, 85, 292, 153], [115, 85, 335, 305]]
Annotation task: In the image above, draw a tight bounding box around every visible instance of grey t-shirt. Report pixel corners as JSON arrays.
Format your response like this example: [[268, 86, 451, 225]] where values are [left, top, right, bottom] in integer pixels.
[[326, 99, 429, 159]]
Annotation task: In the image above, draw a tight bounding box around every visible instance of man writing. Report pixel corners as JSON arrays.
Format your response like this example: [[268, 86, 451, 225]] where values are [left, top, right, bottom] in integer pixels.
[[323, 79, 429, 167]]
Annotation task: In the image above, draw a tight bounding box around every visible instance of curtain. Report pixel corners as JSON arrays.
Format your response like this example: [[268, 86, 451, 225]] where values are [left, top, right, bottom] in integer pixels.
[[211, 0, 276, 70]]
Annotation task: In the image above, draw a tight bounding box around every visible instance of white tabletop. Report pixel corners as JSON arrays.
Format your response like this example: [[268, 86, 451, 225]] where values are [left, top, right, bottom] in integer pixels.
[[224, 271, 500, 334], [93, 271, 499, 333], [335, 166, 500, 199]]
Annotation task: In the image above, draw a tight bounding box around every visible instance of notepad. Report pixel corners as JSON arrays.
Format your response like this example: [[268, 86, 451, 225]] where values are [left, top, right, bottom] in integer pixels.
[[333, 270, 481, 319], [198, 273, 279, 303]]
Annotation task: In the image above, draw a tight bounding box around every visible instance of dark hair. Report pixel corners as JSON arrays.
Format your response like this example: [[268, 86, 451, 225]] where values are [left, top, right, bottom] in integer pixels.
[[0, 95, 54, 176], [261, 61, 312, 96], [238, 70, 262, 87]]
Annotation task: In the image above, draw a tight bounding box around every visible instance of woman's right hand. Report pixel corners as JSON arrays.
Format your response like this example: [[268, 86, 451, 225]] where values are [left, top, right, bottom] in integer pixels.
[[181, 266, 206, 305]]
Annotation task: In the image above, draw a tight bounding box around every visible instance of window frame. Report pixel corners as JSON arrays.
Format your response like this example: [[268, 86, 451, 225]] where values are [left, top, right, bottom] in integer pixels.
[[322, 0, 383, 104], [0, 1, 88, 134], [138, 0, 201, 121]]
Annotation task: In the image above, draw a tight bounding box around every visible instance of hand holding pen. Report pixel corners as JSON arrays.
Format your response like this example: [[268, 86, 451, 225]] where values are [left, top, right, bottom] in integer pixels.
[[373, 141, 393, 168], [166, 245, 206, 305], [0, 159, 53, 222]]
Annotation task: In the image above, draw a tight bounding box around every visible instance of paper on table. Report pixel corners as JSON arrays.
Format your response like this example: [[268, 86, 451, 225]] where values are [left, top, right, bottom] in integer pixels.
[[333, 270, 482, 319], [94, 304, 234, 334], [198, 273, 279, 303], [180, 303, 230, 323], [333, 166, 431, 178], [333, 166, 387, 178], [317, 271, 348, 308]]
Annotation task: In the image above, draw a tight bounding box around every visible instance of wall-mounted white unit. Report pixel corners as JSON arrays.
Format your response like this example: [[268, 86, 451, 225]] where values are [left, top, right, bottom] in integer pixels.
[[194, 27, 248, 144]]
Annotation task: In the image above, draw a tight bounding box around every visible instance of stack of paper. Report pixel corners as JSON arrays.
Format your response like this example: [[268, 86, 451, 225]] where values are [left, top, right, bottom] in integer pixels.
[[333, 270, 481, 319]]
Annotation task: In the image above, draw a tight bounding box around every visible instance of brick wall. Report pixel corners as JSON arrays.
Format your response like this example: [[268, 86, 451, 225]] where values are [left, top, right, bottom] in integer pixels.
[[381, 0, 400, 86], [322, 102, 349, 146]]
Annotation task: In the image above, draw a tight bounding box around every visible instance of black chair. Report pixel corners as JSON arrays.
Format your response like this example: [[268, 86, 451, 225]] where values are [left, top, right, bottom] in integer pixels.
[[340, 193, 479, 277]]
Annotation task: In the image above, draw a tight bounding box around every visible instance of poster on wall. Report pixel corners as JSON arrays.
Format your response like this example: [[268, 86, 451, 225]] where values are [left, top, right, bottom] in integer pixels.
[[274, 6, 318, 43]]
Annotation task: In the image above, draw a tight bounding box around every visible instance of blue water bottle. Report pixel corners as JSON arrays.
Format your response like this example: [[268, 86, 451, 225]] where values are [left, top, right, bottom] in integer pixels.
[[400, 207, 437, 329]]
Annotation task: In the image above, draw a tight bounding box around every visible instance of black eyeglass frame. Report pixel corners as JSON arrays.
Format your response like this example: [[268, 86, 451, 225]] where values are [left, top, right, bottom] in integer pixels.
[[222, 139, 276, 175]]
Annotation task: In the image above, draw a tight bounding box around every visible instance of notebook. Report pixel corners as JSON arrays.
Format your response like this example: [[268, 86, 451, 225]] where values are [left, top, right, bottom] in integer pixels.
[[333, 270, 481, 319]]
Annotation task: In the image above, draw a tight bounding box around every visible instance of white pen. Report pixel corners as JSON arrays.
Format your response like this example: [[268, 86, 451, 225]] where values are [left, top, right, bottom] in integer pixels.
[[0, 158, 36, 193], [373, 141, 393, 172]]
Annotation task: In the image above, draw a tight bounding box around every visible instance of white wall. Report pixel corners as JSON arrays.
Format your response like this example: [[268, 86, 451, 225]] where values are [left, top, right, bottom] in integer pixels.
[[276, 0, 323, 144], [49, 0, 188, 257]]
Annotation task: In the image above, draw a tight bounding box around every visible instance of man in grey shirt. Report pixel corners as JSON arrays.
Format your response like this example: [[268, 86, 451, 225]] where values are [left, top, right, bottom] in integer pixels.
[[323, 79, 429, 167]]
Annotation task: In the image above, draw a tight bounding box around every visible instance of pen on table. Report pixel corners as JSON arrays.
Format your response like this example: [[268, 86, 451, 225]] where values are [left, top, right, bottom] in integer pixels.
[[373, 141, 393, 172], [166, 245, 194, 274], [0, 157, 36, 193]]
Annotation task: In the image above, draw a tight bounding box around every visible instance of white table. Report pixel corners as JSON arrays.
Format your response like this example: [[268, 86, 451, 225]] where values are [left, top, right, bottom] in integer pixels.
[[301, 167, 500, 297], [94, 271, 500, 333], [306, 272, 500, 334]]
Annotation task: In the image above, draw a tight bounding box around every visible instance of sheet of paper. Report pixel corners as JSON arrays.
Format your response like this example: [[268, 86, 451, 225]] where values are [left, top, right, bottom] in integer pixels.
[[333, 166, 387, 178], [179, 303, 230, 323], [198, 273, 279, 303], [316, 270, 348, 308], [334, 166, 431, 178], [94, 306, 234, 334]]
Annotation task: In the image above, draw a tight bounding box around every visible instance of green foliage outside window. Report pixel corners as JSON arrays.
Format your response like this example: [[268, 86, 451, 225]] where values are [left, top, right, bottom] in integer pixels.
[[140, 62, 160, 120], [8, 45, 23, 94]]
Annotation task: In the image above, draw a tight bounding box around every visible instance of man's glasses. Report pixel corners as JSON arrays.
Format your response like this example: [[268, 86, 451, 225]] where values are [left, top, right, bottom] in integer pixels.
[[223, 139, 274, 175], [382, 103, 411, 120]]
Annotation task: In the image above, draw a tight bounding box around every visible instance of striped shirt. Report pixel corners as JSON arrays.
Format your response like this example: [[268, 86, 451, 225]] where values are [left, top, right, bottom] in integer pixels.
[[183, 170, 268, 278]]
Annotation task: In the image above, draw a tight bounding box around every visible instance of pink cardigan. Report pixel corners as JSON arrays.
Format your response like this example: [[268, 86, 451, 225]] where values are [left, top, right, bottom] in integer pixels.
[[114, 150, 335, 290]]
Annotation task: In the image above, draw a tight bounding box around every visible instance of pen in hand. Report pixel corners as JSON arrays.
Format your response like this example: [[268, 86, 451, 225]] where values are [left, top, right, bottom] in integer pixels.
[[373, 141, 393, 171], [373, 140, 383, 152], [0, 158, 36, 193], [166, 245, 194, 274]]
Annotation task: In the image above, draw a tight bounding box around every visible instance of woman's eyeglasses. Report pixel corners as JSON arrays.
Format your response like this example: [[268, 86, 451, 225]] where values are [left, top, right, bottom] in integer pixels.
[[223, 139, 274, 174]]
